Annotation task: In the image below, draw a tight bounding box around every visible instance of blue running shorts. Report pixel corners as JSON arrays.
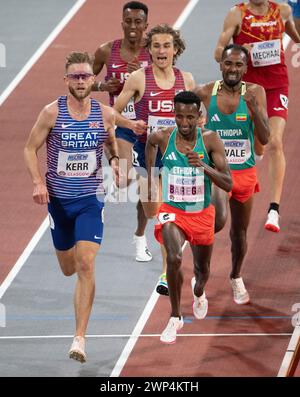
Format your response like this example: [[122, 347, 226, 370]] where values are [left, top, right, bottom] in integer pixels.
[[115, 126, 137, 144], [289, 0, 300, 18], [132, 140, 163, 177], [48, 195, 104, 251]]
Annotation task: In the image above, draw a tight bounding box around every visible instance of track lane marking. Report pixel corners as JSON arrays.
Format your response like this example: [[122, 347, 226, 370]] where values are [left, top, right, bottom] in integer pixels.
[[0, 0, 86, 106], [0, 333, 292, 340], [0, 216, 49, 299]]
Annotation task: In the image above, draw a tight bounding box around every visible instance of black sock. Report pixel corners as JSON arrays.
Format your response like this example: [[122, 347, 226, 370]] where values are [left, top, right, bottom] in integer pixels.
[[268, 202, 279, 213]]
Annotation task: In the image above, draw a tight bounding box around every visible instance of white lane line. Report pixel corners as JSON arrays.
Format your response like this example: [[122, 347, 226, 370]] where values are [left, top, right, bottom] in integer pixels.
[[0, 217, 49, 299], [110, 288, 159, 377], [0, 0, 86, 293], [173, 0, 199, 29], [0, 333, 292, 340], [0, 0, 86, 106], [277, 326, 300, 377], [110, 241, 189, 377]]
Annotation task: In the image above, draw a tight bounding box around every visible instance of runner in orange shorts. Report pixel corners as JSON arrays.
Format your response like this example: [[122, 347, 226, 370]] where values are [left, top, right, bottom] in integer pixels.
[[230, 166, 259, 203], [146, 91, 231, 344], [194, 44, 270, 305]]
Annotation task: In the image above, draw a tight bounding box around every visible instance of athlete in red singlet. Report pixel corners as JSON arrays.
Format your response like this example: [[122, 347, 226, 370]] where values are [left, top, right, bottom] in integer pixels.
[[214, 0, 300, 233], [92, 2, 153, 263], [113, 24, 195, 295]]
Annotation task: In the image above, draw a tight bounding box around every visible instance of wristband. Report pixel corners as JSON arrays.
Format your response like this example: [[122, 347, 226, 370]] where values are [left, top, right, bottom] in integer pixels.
[[109, 155, 119, 165]]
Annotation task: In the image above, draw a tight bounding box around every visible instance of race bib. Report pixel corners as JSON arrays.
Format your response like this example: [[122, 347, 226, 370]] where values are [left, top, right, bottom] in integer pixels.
[[147, 115, 176, 135], [114, 96, 136, 120], [223, 139, 251, 164], [251, 39, 281, 67], [168, 171, 204, 203], [158, 212, 176, 224], [57, 151, 97, 177]]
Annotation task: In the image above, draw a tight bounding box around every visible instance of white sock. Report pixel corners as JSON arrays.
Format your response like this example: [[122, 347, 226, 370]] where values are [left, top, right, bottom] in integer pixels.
[[134, 234, 146, 240]]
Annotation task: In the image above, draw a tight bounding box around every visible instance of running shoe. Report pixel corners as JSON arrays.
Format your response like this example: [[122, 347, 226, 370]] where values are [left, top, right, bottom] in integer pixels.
[[265, 209, 280, 233], [230, 277, 250, 305], [133, 235, 153, 262], [191, 277, 208, 319], [160, 316, 184, 344], [69, 336, 86, 363], [156, 273, 169, 296]]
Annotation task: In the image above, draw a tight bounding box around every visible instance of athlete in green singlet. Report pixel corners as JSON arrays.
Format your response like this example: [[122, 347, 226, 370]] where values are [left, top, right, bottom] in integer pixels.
[[194, 44, 270, 305], [145, 91, 232, 344]]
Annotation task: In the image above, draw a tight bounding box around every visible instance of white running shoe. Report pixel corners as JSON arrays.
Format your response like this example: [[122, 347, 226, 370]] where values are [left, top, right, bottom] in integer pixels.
[[191, 277, 208, 319], [160, 316, 184, 344], [69, 336, 86, 363], [230, 277, 250, 305], [133, 235, 153, 262], [265, 210, 280, 233]]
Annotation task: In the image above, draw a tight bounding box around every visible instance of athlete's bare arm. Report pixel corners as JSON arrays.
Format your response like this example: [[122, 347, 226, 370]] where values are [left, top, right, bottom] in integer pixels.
[[182, 71, 196, 91], [281, 3, 300, 43], [193, 82, 214, 110], [244, 83, 270, 145], [146, 127, 172, 162], [186, 131, 232, 192], [145, 127, 172, 201], [93, 42, 111, 75], [102, 104, 118, 159], [101, 104, 120, 186], [24, 101, 58, 204], [215, 6, 242, 62], [93, 41, 121, 93], [113, 69, 147, 134]]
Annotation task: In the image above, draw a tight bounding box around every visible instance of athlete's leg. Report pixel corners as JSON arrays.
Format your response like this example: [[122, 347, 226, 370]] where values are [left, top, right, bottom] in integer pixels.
[[229, 196, 253, 279], [138, 173, 161, 218], [135, 199, 147, 236], [162, 222, 186, 318], [56, 248, 76, 276], [48, 198, 76, 275], [73, 240, 100, 337], [116, 138, 134, 188], [190, 244, 213, 297], [211, 184, 229, 233], [133, 175, 152, 261], [139, 174, 168, 286], [267, 116, 286, 205], [254, 134, 265, 157], [160, 244, 167, 274]]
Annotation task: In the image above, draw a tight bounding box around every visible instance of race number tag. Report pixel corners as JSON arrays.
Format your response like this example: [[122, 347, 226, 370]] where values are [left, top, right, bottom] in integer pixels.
[[57, 151, 97, 177], [158, 212, 176, 224], [223, 139, 251, 164], [147, 115, 176, 135], [114, 96, 136, 119], [251, 39, 281, 67], [168, 171, 204, 203]]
